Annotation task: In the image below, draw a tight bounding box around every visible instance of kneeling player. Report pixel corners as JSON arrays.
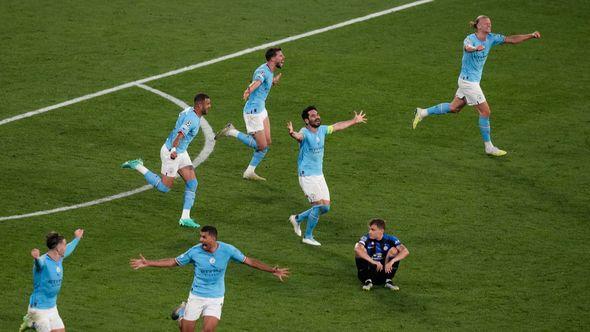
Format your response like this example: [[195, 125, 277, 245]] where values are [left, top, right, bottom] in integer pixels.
[[354, 219, 409, 291]]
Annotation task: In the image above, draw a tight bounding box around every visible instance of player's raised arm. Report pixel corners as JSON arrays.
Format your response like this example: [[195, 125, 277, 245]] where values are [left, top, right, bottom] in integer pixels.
[[64, 228, 83, 258], [243, 257, 290, 282], [31, 248, 45, 271], [504, 31, 541, 44], [130, 254, 178, 270], [287, 121, 303, 142], [331, 111, 367, 132]]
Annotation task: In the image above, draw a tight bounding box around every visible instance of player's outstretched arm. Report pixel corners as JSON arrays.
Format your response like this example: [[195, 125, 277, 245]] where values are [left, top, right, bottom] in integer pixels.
[[287, 121, 303, 142], [130, 254, 178, 270], [505, 31, 541, 44], [64, 228, 84, 258], [243, 80, 263, 100], [243, 257, 290, 282], [332, 111, 367, 132]]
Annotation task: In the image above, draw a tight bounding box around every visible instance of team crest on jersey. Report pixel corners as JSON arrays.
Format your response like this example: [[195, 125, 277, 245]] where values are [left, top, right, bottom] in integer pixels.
[[56, 266, 61, 273], [209, 257, 216, 265], [316, 136, 320, 143]]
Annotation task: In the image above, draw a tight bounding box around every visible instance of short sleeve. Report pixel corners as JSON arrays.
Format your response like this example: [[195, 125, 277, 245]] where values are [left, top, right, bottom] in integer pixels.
[[358, 234, 369, 246], [227, 244, 246, 263], [463, 36, 474, 48], [175, 248, 193, 266], [491, 33, 505, 46], [253, 69, 266, 82], [179, 119, 194, 136]]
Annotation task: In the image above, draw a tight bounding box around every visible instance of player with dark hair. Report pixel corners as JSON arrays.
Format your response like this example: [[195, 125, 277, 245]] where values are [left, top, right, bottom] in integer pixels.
[[122, 93, 212, 228], [130, 225, 289, 332], [355, 219, 409, 291], [20, 229, 84, 332], [286, 106, 366, 246], [413, 15, 541, 156], [215, 47, 285, 181]]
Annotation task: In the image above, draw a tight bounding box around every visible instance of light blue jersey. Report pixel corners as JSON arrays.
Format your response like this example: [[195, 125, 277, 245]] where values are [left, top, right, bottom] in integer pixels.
[[297, 125, 333, 177], [175, 241, 246, 298], [243, 63, 274, 114], [29, 237, 80, 309], [459, 33, 505, 83], [164, 107, 202, 153]]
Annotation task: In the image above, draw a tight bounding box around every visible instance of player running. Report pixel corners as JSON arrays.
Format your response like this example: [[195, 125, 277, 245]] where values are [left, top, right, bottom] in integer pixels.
[[130, 225, 289, 332], [121, 93, 212, 228], [20, 229, 84, 332], [287, 106, 367, 246], [413, 15, 541, 156], [215, 47, 285, 181]]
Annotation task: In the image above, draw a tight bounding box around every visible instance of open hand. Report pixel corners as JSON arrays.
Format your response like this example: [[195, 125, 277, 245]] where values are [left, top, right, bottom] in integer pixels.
[[353, 111, 367, 124], [130, 254, 149, 270], [272, 266, 290, 282]]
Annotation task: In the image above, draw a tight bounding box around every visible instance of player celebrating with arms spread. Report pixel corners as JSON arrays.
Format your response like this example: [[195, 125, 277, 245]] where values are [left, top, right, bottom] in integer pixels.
[[215, 47, 285, 181], [130, 226, 289, 332], [122, 93, 212, 228], [20, 229, 84, 332], [413, 15, 541, 156], [287, 106, 366, 246]]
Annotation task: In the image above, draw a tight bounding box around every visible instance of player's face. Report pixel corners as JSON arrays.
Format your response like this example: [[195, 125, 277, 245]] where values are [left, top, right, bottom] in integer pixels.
[[368, 225, 384, 240], [273, 51, 285, 68], [199, 232, 216, 250], [198, 98, 212, 115], [477, 18, 492, 33], [306, 110, 321, 128], [55, 239, 67, 257]]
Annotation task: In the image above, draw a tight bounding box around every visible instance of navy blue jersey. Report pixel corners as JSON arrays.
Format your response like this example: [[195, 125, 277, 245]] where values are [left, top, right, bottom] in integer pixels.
[[358, 234, 401, 262]]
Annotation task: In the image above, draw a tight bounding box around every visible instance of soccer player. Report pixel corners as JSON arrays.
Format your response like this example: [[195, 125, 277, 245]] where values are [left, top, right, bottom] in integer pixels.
[[354, 219, 409, 291], [130, 225, 289, 332], [121, 93, 212, 228], [412, 15, 541, 156], [214, 47, 285, 181], [287, 106, 367, 246], [19, 229, 84, 332]]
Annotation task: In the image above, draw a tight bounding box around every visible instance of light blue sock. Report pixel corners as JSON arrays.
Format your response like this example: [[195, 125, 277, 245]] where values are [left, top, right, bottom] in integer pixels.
[[144, 171, 170, 193], [479, 116, 491, 142], [296, 207, 313, 223], [426, 103, 451, 116], [304, 206, 322, 239], [237, 132, 258, 149], [249, 147, 269, 167], [183, 179, 198, 211]]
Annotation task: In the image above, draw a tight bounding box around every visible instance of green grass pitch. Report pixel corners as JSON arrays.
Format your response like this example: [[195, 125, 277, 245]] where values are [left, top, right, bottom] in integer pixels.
[[1, 0, 589, 330]]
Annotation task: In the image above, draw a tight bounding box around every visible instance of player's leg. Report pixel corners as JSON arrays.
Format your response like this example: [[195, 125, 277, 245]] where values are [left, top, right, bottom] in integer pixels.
[[122, 145, 176, 192], [244, 113, 270, 180], [201, 317, 220, 332], [474, 102, 506, 156], [301, 176, 330, 246], [182, 294, 204, 332], [413, 95, 467, 129], [178, 163, 200, 229], [200, 297, 222, 332], [355, 257, 376, 291], [384, 248, 401, 291]]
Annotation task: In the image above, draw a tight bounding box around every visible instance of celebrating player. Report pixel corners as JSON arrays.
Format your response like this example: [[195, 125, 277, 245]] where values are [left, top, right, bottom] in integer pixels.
[[413, 15, 541, 156], [130, 225, 289, 332], [215, 47, 285, 181], [287, 106, 367, 246], [121, 93, 212, 228], [20, 229, 84, 332], [354, 219, 409, 291]]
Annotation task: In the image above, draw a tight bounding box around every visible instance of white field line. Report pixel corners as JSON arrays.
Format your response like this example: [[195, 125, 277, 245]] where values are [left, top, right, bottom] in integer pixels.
[[0, 0, 433, 127], [0, 85, 215, 221]]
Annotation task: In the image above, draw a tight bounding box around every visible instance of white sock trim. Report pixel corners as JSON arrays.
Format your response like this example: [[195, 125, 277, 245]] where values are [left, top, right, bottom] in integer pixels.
[[136, 165, 149, 175]]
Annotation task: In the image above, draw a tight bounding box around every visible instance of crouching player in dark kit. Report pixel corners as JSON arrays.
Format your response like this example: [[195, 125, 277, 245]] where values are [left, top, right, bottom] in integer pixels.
[[354, 219, 409, 291]]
